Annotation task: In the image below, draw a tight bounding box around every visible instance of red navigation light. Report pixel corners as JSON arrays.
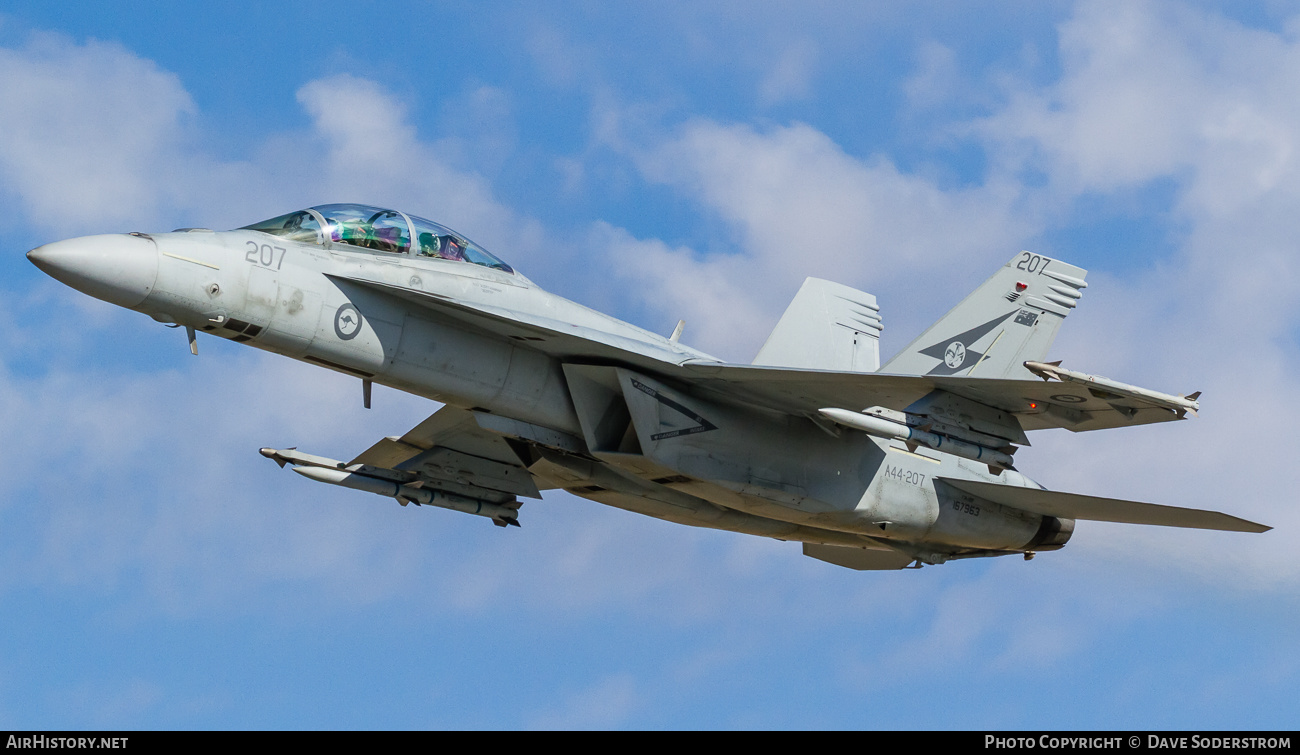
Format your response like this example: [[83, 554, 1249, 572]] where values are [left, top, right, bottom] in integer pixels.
[[1015, 281, 1028, 291]]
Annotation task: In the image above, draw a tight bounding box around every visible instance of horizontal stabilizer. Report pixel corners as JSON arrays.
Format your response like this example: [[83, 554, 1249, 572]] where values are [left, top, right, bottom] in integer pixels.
[[939, 478, 1270, 533], [802, 543, 917, 570]]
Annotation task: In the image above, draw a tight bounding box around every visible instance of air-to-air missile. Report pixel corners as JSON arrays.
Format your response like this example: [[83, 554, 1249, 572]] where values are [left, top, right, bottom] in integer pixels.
[[1022, 360, 1201, 417], [258, 448, 521, 527], [818, 407, 1016, 471]]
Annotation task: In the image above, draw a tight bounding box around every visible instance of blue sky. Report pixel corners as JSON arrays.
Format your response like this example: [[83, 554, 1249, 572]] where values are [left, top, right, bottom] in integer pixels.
[[2, 0, 1298, 730]]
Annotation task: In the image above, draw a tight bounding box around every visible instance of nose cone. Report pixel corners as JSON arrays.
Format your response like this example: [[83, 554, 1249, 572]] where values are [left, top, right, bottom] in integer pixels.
[[28, 234, 159, 309]]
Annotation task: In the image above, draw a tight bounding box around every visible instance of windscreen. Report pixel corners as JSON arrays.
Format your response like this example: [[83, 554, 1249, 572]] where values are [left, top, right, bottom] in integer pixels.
[[238, 210, 323, 244]]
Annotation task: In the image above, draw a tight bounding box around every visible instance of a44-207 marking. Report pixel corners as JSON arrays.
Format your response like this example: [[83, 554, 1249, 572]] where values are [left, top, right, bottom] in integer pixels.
[[883, 465, 926, 487]]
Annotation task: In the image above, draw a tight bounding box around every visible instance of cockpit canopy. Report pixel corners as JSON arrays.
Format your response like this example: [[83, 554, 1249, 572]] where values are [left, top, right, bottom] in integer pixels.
[[239, 203, 514, 274]]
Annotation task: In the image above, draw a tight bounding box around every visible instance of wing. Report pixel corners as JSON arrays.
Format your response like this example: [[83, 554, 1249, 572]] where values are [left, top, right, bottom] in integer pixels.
[[349, 404, 550, 501], [335, 272, 1194, 438], [678, 362, 1194, 435], [329, 273, 696, 370], [939, 478, 1269, 533]]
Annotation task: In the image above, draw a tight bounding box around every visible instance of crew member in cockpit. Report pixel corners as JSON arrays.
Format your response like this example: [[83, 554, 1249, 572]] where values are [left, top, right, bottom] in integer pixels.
[[418, 232, 466, 261]]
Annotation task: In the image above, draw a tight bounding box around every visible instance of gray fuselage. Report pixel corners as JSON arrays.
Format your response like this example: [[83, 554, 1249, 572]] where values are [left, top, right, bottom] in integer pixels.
[[28, 226, 1072, 564]]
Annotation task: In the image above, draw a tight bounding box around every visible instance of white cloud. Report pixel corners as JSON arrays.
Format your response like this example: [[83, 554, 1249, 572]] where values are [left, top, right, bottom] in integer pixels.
[[0, 38, 549, 615], [863, 566, 1100, 688], [0, 34, 543, 266], [978, 0, 1300, 213], [902, 41, 962, 111], [435, 84, 519, 178], [0, 33, 197, 235], [0, 316, 440, 610], [0, 36, 782, 629], [2, 7, 1298, 731], [967, 0, 1300, 586], [572, 0, 1300, 590], [7, 3, 1300, 635], [758, 37, 818, 106], [592, 118, 1036, 360], [294, 75, 543, 264]]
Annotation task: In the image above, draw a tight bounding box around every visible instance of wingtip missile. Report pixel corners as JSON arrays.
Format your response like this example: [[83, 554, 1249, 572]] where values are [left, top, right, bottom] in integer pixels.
[[1022, 360, 1202, 416], [1023, 360, 1065, 381]]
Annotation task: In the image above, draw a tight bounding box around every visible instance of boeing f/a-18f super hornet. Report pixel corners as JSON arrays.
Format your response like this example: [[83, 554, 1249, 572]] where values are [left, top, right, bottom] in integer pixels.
[[27, 203, 1268, 570]]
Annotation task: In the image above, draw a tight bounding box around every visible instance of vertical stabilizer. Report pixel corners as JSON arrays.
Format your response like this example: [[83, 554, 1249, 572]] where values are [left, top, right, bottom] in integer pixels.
[[753, 278, 882, 372], [882, 252, 1087, 379]]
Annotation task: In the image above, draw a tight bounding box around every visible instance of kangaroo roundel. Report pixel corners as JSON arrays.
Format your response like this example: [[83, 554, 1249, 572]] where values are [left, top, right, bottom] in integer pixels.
[[334, 303, 362, 340]]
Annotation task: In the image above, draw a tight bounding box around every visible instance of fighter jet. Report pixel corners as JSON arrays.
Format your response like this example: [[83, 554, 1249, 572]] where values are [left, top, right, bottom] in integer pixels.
[[26, 203, 1268, 570]]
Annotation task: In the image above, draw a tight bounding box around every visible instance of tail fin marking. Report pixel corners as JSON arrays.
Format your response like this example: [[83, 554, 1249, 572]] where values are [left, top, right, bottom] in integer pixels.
[[882, 252, 1087, 380]]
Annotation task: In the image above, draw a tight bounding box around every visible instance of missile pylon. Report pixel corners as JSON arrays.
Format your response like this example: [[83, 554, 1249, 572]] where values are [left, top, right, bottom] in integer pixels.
[[293, 466, 522, 526], [259, 448, 521, 527], [818, 408, 1016, 471]]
